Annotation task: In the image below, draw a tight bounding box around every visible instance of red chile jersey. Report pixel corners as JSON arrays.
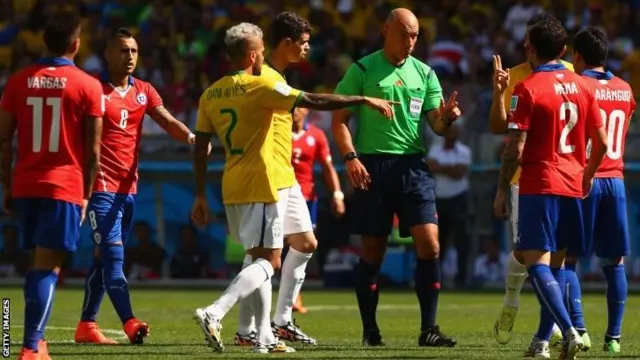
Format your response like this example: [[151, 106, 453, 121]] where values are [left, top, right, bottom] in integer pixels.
[[0, 57, 104, 205], [508, 64, 602, 197], [581, 70, 636, 179], [291, 123, 331, 200], [95, 76, 162, 194]]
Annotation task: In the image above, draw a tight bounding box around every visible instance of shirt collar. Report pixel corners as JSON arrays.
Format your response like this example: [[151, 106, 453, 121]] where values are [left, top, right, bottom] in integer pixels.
[[36, 57, 75, 67], [582, 69, 614, 80], [533, 63, 566, 73]]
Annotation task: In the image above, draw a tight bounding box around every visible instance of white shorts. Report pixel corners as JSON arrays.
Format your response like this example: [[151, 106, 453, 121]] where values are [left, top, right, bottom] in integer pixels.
[[225, 185, 313, 250], [510, 184, 520, 245]]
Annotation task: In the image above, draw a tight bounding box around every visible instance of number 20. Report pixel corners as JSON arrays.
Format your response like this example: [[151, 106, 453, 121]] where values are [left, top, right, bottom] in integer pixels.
[[559, 102, 626, 159]]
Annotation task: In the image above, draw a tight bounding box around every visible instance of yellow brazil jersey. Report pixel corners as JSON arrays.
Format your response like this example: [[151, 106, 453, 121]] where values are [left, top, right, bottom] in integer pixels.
[[195, 71, 302, 205], [504, 60, 574, 184], [261, 64, 299, 191]]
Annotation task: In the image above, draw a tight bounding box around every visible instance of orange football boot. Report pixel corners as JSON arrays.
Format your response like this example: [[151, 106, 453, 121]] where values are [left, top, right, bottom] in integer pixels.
[[74, 321, 118, 344], [292, 293, 308, 314], [18, 340, 51, 360], [123, 318, 149, 344]]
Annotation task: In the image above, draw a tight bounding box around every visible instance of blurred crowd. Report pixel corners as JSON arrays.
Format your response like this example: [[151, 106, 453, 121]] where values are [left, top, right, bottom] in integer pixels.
[[2, 0, 640, 150]]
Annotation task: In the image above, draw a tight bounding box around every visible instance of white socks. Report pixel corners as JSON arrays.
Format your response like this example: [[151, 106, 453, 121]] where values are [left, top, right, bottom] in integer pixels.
[[273, 248, 312, 326], [237, 255, 257, 335], [254, 274, 277, 345], [504, 251, 528, 307], [206, 258, 274, 319]]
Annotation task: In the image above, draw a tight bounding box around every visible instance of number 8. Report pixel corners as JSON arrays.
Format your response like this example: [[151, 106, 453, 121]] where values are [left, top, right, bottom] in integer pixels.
[[119, 109, 128, 129], [88, 210, 98, 230]]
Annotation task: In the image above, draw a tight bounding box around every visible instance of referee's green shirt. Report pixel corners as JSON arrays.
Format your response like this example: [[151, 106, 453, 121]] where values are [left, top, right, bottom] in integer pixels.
[[334, 50, 442, 155]]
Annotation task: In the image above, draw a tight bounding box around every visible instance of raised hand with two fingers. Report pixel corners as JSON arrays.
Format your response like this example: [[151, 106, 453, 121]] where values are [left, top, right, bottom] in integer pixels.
[[492, 55, 510, 95]]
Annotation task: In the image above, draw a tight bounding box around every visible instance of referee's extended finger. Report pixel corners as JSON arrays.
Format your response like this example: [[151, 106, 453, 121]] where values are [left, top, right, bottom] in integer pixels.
[[447, 91, 458, 107]]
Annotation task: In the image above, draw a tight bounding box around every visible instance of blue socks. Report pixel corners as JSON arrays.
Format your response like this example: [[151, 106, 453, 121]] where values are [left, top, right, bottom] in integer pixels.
[[535, 267, 566, 340], [80, 258, 106, 322], [22, 270, 59, 350], [529, 264, 573, 334], [102, 244, 134, 323], [602, 264, 627, 338], [564, 263, 586, 331]]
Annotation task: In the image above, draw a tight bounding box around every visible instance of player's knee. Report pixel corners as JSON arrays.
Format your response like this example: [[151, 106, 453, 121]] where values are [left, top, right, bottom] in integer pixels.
[[288, 232, 317, 253], [101, 243, 126, 282], [550, 251, 566, 268], [410, 224, 439, 259], [32, 246, 67, 273], [250, 248, 283, 271], [360, 236, 387, 264], [600, 257, 624, 266]]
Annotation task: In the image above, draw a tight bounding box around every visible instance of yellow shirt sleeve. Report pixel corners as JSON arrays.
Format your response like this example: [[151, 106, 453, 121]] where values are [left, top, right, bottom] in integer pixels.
[[252, 76, 303, 112], [195, 94, 215, 135]]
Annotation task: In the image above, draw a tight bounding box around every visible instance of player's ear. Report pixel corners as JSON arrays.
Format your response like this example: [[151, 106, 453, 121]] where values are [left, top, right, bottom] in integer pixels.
[[70, 37, 81, 57], [559, 45, 567, 58]]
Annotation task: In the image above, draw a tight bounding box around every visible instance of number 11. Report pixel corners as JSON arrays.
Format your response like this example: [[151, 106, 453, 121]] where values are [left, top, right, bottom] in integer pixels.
[[27, 97, 61, 153]]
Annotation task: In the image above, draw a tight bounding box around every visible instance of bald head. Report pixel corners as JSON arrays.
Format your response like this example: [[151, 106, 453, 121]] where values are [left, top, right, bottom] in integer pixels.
[[386, 8, 419, 28], [383, 8, 419, 64]]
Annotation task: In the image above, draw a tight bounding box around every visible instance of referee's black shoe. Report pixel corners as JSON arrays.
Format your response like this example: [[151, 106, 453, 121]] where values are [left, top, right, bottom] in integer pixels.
[[418, 325, 457, 347], [362, 328, 385, 346]]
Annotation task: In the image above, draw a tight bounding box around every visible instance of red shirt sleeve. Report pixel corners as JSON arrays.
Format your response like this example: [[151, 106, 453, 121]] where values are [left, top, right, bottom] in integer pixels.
[[0, 75, 18, 114], [313, 127, 331, 163], [84, 77, 104, 118], [145, 83, 163, 114], [508, 82, 534, 131]]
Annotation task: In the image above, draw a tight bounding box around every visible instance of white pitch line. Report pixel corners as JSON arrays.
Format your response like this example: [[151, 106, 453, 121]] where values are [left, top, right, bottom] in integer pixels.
[[10, 325, 128, 345]]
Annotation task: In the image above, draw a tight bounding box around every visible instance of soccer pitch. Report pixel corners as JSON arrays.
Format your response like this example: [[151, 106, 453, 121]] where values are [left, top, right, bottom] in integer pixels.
[[3, 288, 639, 359]]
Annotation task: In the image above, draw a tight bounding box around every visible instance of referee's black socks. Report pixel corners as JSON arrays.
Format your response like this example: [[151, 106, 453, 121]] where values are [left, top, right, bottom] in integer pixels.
[[415, 258, 442, 331], [355, 259, 381, 332]]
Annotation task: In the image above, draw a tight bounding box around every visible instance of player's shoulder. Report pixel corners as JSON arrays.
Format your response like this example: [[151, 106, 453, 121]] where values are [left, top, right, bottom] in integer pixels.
[[130, 76, 154, 90], [306, 124, 325, 136], [349, 50, 386, 74], [262, 64, 285, 82], [455, 142, 471, 155], [509, 62, 532, 83], [610, 75, 632, 91]]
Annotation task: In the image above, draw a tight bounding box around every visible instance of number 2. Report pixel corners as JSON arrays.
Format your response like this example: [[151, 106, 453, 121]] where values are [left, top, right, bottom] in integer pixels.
[[119, 109, 128, 129], [220, 108, 243, 155], [559, 102, 578, 154], [293, 148, 302, 164], [27, 97, 61, 153]]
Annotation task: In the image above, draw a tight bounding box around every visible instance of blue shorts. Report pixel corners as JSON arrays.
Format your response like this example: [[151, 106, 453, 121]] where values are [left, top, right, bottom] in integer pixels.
[[307, 200, 317, 228], [88, 192, 136, 246], [351, 154, 437, 238], [14, 197, 82, 252], [516, 194, 584, 253], [581, 178, 629, 258]]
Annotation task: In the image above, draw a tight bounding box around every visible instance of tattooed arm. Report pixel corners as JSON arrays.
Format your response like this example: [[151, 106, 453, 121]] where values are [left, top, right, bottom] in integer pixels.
[[498, 130, 526, 192], [0, 109, 16, 193], [150, 106, 194, 144]]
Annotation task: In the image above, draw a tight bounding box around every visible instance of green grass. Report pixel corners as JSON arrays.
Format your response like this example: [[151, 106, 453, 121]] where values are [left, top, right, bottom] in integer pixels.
[[3, 288, 639, 359]]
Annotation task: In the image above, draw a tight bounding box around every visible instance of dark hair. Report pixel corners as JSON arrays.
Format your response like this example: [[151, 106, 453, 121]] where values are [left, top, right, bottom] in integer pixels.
[[112, 27, 133, 39], [528, 19, 568, 61], [269, 12, 313, 47], [43, 10, 82, 55], [526, 12, 557, 27], [573, 27, 608, 66]]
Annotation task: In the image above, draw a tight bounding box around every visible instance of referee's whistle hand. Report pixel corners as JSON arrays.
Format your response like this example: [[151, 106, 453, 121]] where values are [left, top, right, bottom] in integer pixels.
[[363, 97, 398, 119], [346, 159, 371, 190]]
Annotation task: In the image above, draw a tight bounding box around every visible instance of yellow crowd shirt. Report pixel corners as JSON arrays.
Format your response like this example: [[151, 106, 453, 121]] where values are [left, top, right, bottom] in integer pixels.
[[262, 63, 299, 190], [503, 60, 574, 185], [195, 71, 302, 204]]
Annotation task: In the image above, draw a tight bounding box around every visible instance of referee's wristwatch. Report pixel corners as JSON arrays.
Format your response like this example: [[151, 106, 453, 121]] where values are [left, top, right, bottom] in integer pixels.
[[343, 151, 358, 162]]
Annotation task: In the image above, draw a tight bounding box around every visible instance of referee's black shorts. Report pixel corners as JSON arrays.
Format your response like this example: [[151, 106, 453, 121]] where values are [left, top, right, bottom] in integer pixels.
[[350, 154, 438, 238]]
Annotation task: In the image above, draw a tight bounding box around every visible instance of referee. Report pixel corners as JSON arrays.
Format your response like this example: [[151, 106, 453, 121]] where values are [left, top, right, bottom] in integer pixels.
[[332, 8, 460, 347]]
